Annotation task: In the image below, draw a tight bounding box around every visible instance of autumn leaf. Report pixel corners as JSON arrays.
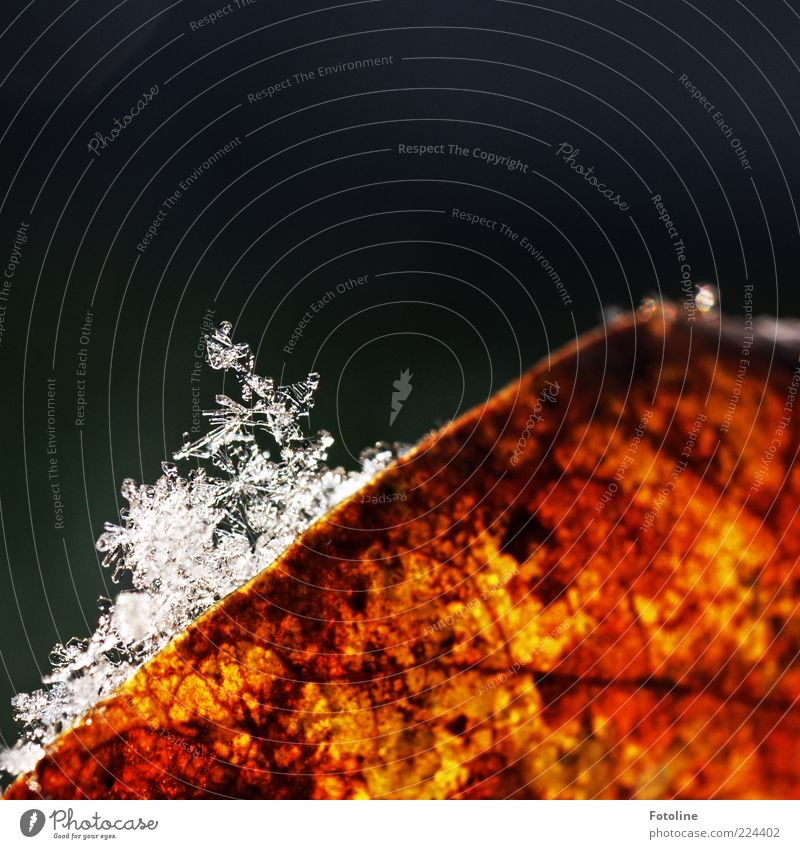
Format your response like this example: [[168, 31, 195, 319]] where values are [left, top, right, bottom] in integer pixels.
[[4, 305, 800, 799]]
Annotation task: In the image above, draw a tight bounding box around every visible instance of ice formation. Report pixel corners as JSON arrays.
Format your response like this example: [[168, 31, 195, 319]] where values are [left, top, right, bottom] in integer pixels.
[[0, 321, 394, 778]]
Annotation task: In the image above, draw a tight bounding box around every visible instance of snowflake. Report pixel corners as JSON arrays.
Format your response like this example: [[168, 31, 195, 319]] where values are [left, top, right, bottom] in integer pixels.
[[0, 321, 395, 778]]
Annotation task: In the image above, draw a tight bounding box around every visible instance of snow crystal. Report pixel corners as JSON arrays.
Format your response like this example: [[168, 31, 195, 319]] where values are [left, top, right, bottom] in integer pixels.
[[0, 321, 395, 778]]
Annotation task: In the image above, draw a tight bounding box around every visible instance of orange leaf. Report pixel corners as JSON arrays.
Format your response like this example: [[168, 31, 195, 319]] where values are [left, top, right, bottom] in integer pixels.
[[5, 306, 800, 799]]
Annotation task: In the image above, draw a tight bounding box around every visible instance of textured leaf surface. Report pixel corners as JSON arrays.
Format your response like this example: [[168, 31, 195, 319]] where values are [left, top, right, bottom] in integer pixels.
[[5, 307, 800, 799]]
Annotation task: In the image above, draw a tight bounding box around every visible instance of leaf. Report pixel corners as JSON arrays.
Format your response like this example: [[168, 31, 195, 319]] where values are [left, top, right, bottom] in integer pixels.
[[5, 306, 800, 799]]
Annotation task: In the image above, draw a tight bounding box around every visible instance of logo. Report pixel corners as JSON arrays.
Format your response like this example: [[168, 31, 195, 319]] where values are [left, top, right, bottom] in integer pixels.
[[20, 810, 45, 837], [389, 369, 414, 426]]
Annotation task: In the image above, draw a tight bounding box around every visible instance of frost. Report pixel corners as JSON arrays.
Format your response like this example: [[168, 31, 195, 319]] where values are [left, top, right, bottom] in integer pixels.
[[0, 321, 395, 778]]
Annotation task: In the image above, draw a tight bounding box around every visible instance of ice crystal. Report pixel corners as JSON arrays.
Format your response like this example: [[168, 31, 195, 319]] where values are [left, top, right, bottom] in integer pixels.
[[0, 321, 395, 778]]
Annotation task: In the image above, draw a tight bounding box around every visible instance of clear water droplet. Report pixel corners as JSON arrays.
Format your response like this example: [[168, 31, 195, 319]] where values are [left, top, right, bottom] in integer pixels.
[[696, 284, 717, 313]]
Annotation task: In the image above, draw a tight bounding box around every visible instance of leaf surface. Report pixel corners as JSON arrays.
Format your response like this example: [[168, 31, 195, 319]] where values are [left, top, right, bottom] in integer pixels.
[[5, 308, 800, 799]]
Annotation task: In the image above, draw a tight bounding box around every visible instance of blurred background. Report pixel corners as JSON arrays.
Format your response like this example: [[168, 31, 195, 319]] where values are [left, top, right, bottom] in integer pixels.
[[0, 0, 798, 758]]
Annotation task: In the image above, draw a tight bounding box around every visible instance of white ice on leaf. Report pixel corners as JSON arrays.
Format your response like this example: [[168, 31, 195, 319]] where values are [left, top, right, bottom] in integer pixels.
[[0, 321, 395, 778]]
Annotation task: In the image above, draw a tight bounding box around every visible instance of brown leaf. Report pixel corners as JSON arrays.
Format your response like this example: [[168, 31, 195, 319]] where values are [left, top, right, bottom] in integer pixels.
[[5, 306, 800, 799]]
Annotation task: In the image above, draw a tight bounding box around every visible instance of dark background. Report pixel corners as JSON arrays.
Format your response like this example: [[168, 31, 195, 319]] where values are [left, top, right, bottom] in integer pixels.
[[0, 0, 798, 758]]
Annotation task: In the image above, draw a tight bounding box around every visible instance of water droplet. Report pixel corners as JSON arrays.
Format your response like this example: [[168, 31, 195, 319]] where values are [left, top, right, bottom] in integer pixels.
[[638, 297, 657, 319], [696, 284, 717, 313]]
